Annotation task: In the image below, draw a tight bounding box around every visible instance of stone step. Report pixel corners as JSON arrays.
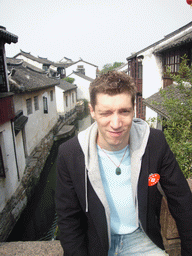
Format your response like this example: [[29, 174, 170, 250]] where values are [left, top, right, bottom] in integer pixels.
[[0, 241, 63, 256]]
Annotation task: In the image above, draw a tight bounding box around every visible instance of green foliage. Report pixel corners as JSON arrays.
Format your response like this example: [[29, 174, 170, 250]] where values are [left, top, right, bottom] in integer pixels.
[[100, 62, 123, 74], [63, 77, 75, 84], [161, 55, 192, 178]]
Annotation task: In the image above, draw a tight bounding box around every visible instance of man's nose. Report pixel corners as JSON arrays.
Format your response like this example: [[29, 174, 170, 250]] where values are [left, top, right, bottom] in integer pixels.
[[110, 114, 122, 129]]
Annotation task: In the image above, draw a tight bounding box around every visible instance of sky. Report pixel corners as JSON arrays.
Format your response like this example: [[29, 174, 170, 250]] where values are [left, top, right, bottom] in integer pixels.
[[1, 0, 192, 70]]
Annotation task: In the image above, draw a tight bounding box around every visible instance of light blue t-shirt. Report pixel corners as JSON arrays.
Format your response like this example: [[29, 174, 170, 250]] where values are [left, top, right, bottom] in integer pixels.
[[97, 145, 137, 235]]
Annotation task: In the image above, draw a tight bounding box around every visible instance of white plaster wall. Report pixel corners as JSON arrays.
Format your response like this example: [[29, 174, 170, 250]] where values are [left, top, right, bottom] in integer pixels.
[[63, 89, 77, 114], [142, 52, 162, 99], [13, 87, 58, 156], [141, 49, 163, 122], [68, 73, 90, 101], [55, 86, 64, 115], [66, 61, 97, 79], [16, 55, 43, 69], [0, 122, 19, 211], [15, 130, 26, 179], [55, 87, 77, 115]]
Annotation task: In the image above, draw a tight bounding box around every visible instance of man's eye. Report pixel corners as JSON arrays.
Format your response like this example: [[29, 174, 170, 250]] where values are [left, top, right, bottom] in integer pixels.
[[101, 112, 111, 116], [121, 110, 130, 114]]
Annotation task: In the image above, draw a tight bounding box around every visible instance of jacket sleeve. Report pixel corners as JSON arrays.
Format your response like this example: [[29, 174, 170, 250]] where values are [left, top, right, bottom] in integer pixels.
[[157, 130, 192, 256], [55, 143, 88, 256]]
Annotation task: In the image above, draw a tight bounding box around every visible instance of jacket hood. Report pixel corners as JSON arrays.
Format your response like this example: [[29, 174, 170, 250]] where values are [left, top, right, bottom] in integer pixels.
[[78, 118, 150, 164]]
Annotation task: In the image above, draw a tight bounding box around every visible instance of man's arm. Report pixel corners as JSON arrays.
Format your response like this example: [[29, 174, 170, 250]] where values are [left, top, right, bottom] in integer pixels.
[[55, 145, 88, 256]]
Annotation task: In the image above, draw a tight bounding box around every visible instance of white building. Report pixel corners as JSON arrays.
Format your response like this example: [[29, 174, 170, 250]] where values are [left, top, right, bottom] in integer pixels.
[[55, 79, 77, 117], [67, 71, 94, 101], [7, 58, 60, 158], [126, 21, 192, 123], [65, 59, 98, 80]]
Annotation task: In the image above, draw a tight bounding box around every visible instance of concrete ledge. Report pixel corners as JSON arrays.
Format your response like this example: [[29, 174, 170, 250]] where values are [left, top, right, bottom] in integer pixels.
[[0, 241, 63, 256]]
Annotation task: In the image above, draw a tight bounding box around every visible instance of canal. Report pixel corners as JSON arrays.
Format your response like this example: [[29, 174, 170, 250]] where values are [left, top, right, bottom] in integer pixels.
[[7, 113, 92, 242]]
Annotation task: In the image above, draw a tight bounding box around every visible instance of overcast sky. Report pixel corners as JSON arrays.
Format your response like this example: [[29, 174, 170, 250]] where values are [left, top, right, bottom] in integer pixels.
[[1, 0, 192, 70]]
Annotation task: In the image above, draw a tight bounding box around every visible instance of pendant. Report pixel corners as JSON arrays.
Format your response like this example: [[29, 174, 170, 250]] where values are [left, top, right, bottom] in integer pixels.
[[116, 167, 121, 175]]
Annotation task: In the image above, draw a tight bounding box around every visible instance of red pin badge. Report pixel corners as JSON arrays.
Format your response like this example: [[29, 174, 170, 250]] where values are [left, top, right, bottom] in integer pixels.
[[148, 173, 160, 186]]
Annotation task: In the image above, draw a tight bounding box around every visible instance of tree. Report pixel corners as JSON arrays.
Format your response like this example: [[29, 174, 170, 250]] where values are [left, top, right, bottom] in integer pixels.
[[160, 55, 192, 178], [63, 77, 75, 84], [100, 62, 123, 74]]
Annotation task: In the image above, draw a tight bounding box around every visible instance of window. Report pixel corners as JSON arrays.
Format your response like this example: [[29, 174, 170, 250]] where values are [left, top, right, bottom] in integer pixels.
[[0, 146, 5, 177], [164, 51, 180, 74], [43, 65, 48, 71], [26, 98, 32, 115], [50, 90, 53, 101], [43, 97, 48, 113], [138, 97, 141, 114], [65, 95, 68, 107], [34, 96, 39, 111], [128, 61, 131, 76], [72, 93, 74, 103], [77, 65, 85, 75], [175, 53, 180, 72], [138, 62, 142, 79]]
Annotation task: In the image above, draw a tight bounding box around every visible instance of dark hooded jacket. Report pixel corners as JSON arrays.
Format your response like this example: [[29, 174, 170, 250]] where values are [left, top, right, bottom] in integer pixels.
[[56, 119, 192, 256]]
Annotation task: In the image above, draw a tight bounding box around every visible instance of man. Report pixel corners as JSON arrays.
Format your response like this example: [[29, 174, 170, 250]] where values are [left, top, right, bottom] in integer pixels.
[[56, 71, 192, 255]]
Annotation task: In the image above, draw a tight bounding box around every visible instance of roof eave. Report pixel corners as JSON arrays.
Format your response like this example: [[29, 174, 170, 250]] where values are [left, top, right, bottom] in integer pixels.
[[143, 100, 168, 119], [0, 26, 18, 44]]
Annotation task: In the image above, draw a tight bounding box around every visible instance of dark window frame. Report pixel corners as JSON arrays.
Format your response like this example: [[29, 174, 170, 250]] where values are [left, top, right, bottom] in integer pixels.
[[26, 98, 32, 115], [50, 90, 53, 102], [34, 96, 39, 111], [43, 96, 48, 114]]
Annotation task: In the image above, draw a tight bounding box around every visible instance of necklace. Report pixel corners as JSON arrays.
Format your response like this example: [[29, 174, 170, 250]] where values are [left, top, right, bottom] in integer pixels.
[[99, 145, 129, 175]]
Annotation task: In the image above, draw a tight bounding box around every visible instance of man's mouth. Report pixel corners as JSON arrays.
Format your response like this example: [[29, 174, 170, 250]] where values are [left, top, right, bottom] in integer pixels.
[[108, 131, 123, 137]]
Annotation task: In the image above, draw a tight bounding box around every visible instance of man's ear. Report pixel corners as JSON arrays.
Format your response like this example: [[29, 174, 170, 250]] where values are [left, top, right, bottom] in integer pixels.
[[89, 103, 95, 119]]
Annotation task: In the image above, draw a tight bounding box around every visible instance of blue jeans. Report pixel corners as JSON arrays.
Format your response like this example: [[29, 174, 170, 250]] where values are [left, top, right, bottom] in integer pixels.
[[108, 227, 169, 255]]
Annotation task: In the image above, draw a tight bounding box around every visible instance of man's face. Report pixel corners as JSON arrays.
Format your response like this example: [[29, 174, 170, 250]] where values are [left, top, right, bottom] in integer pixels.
[[89, 92, 134, 151]]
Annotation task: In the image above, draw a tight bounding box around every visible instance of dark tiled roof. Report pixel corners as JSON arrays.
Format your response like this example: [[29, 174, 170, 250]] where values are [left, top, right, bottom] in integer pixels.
[[0, 26, 18, 44], [14, 115, 28, 132], [7, 62, 60, 93], [7, 58, 47, 74], [58, 80, 77, 92], [14, 50, 54, 65], [51, 62, 68, 68], [143, 84, 183, 118], [67, 59, 98, 68], [6, 57, 23, 65], [59, 57, 73, 62], [127, 21, 192, 60], [13, 50, 68, 69], [153, 30, 192, 54], [70, 71, 94, 82]]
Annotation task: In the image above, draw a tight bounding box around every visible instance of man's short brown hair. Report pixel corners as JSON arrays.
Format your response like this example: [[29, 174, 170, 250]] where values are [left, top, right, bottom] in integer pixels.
[[89, 71, 136, 109]]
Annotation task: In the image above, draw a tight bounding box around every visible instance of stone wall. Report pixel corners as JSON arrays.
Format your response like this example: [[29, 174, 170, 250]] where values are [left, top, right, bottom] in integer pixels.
[[160, 179, 192, 256]]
